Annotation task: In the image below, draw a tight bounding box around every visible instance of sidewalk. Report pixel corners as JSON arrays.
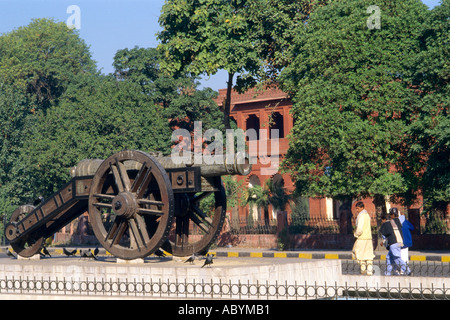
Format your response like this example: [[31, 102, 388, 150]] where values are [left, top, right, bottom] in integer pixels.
[[209, 247, 450, 262], [2, 246, 449, 262]]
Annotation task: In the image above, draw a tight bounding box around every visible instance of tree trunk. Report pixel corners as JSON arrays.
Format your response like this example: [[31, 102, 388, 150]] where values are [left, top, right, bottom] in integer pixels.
[[223, 72, 234, 130], [264, 206, 270, 227], [338, 196, 353, 235], [372, 194, 387, 251], [372, 194, 387, 229]]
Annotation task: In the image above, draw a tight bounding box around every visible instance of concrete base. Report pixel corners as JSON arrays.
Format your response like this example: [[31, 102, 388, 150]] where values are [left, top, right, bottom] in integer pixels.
[[0, 258, 341, 284], [17, 254, 40, 261], [115, 258, 145, 264]]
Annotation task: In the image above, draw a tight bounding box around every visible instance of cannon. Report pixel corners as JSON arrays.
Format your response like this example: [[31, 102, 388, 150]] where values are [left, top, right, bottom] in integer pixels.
[[4, 150, 251, 260]]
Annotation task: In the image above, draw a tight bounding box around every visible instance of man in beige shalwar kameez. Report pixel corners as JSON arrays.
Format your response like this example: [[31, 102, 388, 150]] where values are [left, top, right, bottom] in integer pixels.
[[352, 202, 375, 275]]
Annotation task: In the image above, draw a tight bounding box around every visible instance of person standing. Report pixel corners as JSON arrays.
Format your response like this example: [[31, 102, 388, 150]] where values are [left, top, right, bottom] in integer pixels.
[[398, 209, 414, 267], [380, 208, 410, 275], [352, 201, 375, 275]]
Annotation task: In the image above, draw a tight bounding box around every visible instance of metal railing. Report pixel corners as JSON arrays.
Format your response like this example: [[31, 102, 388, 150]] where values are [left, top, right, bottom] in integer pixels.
[[229, 216, 277, 235], [0, 276, 448, 300], [342, 260, 450, 278], [288, 216, 341, 234], [228, 216, 349, 235]]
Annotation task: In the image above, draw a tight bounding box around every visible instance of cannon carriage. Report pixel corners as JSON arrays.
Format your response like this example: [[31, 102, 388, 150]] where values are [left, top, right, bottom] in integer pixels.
[[4, 150, 251, 260]]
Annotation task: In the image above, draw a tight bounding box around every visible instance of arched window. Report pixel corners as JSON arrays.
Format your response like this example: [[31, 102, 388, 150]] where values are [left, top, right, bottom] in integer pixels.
[[248, 175, 261, 188], [246, 114, 260, 140], [269, 112, 284, 139]]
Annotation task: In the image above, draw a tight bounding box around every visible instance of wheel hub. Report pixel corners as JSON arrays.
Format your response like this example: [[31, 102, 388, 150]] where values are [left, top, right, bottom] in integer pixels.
[[112, 192, 137, 219]]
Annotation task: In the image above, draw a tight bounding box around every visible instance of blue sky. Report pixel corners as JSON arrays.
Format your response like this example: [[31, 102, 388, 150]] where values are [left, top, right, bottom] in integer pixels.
[[0, 0, 443, 91]]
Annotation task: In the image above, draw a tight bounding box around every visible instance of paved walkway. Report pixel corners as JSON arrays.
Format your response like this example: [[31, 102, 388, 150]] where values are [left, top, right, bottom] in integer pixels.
[[210, 247, 450, 262], [2, 246, 449, 262]]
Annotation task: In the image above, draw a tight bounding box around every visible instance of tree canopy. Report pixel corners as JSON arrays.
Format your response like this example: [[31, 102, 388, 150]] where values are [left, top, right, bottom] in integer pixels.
[[20, 74, 173, 196], [0, 18, 98, 214], [157, 0, 325, 130], [279, 0, 432, 221], [0, 18, 96, 111], [0, 19, 221, 222], [158, 0, 265, 129], [399, 0, 449, 219], [113, 46, 223, 132]]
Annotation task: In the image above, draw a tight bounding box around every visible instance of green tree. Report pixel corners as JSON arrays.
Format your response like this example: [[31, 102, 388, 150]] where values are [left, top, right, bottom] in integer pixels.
[[400, 0, 449, 231], [0, 18, 96, 111], [113, 46, 223, 132], [266, 179, 292, 213], [0, 86, 33, 218], [241, 178, 291, 226], [280, 0, 429, 225], [0, 18, 97, 217], [20, 74, 173, 196], [241, 184, 270, 226], [222, 176, 244, 209], [249, 0, 330, 81], [157, 0, 267, 130], [157, 0, 327, 130]]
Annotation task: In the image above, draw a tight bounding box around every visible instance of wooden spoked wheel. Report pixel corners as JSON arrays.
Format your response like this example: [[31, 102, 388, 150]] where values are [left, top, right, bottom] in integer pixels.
[[162, 177, 226, 257], [88, 150, 174, 260], [9, 205, 45, 258]]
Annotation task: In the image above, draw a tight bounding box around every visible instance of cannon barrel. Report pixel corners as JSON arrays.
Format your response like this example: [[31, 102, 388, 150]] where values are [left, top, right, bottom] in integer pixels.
[[70, 152, 251, 178], [156, 152, 251, 177]]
